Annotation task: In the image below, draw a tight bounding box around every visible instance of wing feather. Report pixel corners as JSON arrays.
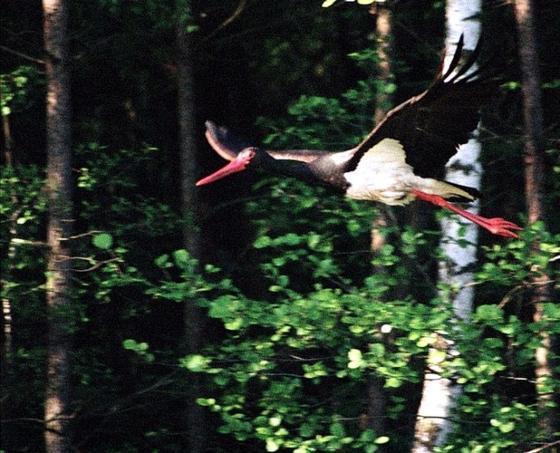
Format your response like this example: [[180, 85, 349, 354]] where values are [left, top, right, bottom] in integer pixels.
[[204, 121, 332, 163], [205, 36, 497, 179], [349, 35, 498, 178], [205, 121, 250, 161]]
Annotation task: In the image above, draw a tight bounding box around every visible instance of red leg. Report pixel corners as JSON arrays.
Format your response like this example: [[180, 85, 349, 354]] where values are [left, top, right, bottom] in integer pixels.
[[412, 189, 522, 239]]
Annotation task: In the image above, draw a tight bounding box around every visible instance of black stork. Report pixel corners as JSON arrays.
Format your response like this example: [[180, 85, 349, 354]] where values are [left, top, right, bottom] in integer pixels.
[[196, 37, 522, 239]]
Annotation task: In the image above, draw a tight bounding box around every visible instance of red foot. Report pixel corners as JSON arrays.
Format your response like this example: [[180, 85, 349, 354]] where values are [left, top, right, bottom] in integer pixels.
[[470, 217, 523, 239], [412, 189, 522, 239]]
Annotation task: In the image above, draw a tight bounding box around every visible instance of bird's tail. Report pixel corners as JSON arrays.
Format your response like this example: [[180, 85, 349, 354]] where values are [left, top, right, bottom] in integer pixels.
[[423, 179, 480, 202]]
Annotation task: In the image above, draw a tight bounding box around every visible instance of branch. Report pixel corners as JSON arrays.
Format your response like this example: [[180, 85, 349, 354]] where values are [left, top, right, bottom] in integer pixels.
[[10, 238, 48, 248], [524, 439, 560, 453], [62, 230, 105, 240], [0, 45, 45, 65], [200, 0, 248, 44], [498, 283, 526, 308], [0, 417, 45, 425], [72, 258, 120, 273]]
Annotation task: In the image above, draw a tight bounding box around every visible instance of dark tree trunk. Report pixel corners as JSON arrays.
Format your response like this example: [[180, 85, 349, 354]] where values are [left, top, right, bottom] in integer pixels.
[[513, 0, 557, 437], [373, 4, 393, 126], [43, 0, 73, 451], [176, 3, 205, 451], [177, 19, 201, 260], [365, 2, 394, 436]]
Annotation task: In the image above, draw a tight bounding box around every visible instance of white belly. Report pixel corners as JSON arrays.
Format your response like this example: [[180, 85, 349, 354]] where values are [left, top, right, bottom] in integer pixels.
[[340, 138, 476, 206], [344, 162, 417, 205]]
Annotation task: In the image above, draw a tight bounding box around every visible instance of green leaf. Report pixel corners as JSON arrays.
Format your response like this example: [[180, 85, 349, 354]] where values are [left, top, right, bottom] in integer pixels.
[[266, 439, 280, 452], [173, 249, 190, 267], [329, 422, 345, 437], [374, 436, 390, 444], [196, 397, 216, 407], [209, 296, 234, 319], [123, 338, 138, 350], [92, 232, 113, 249], [348, 348, 364, 369], [499, 421, 515, 433], [385, 377, 401, 388], [154, 254, 169, 268], [474, 304, 503, 323], [269, 416, 282, 427], [180, 354, 209, 372], [225, 317, 244, 331], [383, 82, 397, 94], [254, 235, 272, 249], [348, 348, 362, 362], [417, 336, 435, 348], [428, 349, 447, 365]]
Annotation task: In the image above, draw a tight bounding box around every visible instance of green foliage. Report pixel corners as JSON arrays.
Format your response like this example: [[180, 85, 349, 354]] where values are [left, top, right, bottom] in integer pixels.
[[123, 338, 155, 363], [92, 232, 113, 249], [174, 220, 559, 451], [0, 65, 42, 116]]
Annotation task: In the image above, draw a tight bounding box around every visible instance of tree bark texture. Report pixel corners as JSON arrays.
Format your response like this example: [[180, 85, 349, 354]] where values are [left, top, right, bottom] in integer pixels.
[[373, 3, 393, 126], [176, 16, 201, 260], [365, 2, 394, 436], [413, 1, 481, 450], [176, 3, 205, 451], [513, 0, 557, 437], [43, 0, 73, 452]]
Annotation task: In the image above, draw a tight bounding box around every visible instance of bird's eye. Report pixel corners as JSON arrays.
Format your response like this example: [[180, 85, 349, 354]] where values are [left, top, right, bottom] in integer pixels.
[[240, 148, 256, 161]]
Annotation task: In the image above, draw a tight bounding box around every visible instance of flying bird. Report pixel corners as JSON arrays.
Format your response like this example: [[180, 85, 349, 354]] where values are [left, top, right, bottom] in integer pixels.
[[197, 36, 521, 239]]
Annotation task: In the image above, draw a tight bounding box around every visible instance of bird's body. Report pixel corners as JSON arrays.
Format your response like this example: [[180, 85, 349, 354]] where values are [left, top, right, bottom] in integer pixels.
[[326, 138, 474, 206], [197, 36, 521, 239]]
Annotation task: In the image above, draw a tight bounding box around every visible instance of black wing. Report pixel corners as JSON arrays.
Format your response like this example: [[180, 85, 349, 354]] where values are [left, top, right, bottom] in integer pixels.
[[204, 121, 332, 163], [204, 121, 252, 161], [349, 35, 498, 178]]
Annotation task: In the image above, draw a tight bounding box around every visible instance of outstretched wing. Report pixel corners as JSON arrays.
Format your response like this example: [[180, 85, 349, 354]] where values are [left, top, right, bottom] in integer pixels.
[[204, 121, 332, 163], [350, 35, 498, 178], [205, 121, 252, 161]]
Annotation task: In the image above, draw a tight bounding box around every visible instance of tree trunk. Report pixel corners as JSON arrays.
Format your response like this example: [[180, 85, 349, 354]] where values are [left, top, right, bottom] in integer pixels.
[[43, 0, 73, 451], [373, 4, 393, 126], [365, 1, 394, 436], [513, 0, 557, 437], [412, 2, 481, 450], [176, 2, 205, 451], [177, 14, 201, 260]]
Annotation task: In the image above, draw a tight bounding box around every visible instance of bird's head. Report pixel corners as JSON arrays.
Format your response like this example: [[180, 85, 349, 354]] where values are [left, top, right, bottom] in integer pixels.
[[196, 147, 260, 186]]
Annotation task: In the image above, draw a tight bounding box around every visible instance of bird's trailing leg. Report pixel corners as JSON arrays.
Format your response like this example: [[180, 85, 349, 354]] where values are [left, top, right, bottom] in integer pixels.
[[412, 189, 522, 239]]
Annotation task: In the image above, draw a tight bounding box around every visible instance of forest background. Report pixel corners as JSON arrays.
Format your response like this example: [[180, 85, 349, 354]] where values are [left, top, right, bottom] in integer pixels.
[[1, 0, 560, 452]]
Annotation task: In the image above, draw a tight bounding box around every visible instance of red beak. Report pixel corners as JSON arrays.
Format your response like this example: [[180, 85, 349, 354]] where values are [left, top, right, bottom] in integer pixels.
[[196, 156, 249, 186]]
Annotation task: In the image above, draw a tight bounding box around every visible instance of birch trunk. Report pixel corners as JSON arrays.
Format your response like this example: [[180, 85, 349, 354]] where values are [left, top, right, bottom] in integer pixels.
[[513, 0, 557, 437], [176, 2, 205, 451], [43, 0, 73, 451], [412, 2, 481, 450]]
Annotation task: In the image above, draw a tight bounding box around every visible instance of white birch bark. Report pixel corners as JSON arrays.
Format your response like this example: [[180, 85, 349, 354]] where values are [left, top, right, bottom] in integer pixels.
[[412, 2, 481, 451]]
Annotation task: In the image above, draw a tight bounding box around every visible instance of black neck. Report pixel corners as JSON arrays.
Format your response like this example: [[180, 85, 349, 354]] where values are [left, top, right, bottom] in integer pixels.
[[262, 157, 319, 183]]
